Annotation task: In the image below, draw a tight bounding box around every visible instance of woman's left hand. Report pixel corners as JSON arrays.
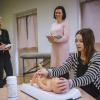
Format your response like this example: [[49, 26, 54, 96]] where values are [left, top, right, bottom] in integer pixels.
[[54, 77, 70, 93], [47, 35, 57, 43]]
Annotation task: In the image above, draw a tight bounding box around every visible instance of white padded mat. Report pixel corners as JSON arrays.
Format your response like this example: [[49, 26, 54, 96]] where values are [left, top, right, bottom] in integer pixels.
[[20, 84, 81, 100]]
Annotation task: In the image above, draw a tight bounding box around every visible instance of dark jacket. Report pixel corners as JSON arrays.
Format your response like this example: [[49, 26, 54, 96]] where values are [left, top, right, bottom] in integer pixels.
[[0, 29, 11, 58]]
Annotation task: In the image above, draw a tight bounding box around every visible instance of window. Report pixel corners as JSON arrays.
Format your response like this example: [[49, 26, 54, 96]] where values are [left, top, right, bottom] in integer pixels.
[[16, 9, 38, 74], [17, 10, 38, 49]]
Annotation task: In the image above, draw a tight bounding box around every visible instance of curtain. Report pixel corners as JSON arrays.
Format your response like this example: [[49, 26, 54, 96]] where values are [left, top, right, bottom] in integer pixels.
[[81, 1, 100, 43], [27, 15, 37, 48], [17, 14, 37, 49], [17, 17, 27, 48]]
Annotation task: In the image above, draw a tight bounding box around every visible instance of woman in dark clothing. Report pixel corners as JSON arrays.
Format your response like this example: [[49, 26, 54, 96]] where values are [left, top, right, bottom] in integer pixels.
[[36, 28, 100, 98], [96, 94, 100, 100], [0, 17, 13, 88]]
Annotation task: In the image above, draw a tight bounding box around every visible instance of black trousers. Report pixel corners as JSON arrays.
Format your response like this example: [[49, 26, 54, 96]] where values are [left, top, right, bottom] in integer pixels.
[[81, 83, 100, 98], [0, 56, 13, 87], [96, 94, 100, 100]]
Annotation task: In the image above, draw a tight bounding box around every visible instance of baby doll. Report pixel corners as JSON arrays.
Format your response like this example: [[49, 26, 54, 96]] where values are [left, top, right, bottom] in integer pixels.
[[30, 64, 61, 93]]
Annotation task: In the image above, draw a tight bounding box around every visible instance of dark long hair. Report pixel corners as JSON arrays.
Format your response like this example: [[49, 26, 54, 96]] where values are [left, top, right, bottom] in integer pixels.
[[53, 6, 66, 20], [76, 28, 96, 64]]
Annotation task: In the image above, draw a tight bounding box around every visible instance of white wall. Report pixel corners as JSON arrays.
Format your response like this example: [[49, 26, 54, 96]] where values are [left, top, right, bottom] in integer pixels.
[[0, 0, 80, 75]]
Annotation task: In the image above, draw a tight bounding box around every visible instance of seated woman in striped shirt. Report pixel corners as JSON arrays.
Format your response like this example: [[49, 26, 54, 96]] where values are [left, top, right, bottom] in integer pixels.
[[36, 28, 100, 98]]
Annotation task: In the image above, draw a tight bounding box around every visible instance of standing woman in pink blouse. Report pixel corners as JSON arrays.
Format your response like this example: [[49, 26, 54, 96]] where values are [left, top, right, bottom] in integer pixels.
[[47, 6, 70, 78]]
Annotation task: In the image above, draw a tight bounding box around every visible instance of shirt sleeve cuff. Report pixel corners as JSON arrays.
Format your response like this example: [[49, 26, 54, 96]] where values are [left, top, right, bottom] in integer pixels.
[[46, 69, 52, 77], [68, 79, 73, 89]]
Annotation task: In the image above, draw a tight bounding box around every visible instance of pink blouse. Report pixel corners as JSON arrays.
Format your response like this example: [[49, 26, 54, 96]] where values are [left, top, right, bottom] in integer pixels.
[[49, 20, 70, 67]]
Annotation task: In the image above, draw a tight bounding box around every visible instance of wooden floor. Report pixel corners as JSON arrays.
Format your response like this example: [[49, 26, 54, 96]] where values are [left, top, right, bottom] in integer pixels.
[[17, 74, 33, 85]]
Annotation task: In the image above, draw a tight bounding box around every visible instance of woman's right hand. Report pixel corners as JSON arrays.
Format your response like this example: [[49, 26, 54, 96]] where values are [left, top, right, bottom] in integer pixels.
[[0, 43, 6, 50], [36, 68, 49, 78]]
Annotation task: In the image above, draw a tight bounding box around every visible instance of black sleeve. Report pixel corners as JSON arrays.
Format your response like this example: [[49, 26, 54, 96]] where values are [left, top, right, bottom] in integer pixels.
[[4, 29, 11, 44]]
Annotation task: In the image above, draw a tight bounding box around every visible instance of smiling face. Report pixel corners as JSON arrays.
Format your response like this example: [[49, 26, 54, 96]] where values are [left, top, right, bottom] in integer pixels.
[[55, 9, 63, 22], [75, 34, 85, 53]]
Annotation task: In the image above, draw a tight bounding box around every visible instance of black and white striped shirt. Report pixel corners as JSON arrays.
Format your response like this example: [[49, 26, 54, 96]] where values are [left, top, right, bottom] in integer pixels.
[[48, 52, 100, 90]]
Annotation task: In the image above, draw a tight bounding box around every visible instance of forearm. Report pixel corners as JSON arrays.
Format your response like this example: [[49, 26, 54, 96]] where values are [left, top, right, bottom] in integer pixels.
[[47, 64, 70, 77], [69, 75, 94, 89], [53, 35, 69, 44], [48, 54, 74, 77]]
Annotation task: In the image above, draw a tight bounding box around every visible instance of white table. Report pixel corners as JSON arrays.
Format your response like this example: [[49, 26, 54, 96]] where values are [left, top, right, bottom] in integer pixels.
[[0, 86, 95, 100]]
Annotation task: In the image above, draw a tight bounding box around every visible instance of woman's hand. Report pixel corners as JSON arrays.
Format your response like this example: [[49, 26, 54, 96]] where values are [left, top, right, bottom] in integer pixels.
[[3, 47, 11, 51], [36, 68, 49, 78], [47, 35, 57, 43], [53, 77, 70, 93], [0, 43, 6, 50]]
